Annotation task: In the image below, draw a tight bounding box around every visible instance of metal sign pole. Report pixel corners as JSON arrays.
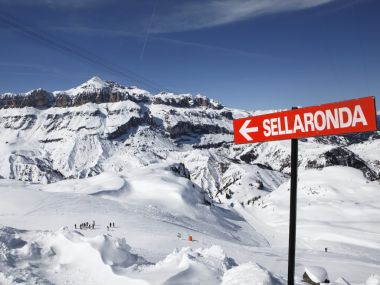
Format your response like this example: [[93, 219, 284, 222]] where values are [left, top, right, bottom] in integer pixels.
[[287, 133, 298, 285]]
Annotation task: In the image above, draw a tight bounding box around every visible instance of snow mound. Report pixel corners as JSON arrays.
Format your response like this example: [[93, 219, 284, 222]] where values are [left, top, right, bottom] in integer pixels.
[[58, 227, 148, 269], [53, 226, 149, 269], [42, 172, 125, 195], [0, 227, 53, 284], [122, 165, 207, 215], [89, 234, 147, 268], [40, 164, 208, 217], [366, 275, 380, 285], [221, 261, 284, 285], [0, 226, 150, 285], [2, 226, 267, 285], [138, 245, 236, 285]]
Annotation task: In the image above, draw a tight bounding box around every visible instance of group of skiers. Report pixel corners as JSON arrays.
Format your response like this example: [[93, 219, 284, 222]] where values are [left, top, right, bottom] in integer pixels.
[[75, 221, 96, 230], [106, 222, 115, 231], [74, 221, 116, 231]]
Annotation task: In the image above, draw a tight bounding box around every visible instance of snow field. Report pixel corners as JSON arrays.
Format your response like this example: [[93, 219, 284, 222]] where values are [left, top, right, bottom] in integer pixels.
[[0, 165, 379, 284]]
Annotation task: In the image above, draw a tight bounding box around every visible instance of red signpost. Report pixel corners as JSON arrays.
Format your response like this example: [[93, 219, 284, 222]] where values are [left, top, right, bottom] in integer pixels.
[[233, 97, 377, 285], [233, 97, 377, 144]]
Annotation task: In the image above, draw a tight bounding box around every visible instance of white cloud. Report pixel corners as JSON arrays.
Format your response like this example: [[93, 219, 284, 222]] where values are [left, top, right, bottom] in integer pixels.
[[151, 0, 335, 33], [0, 0, 336, 30]]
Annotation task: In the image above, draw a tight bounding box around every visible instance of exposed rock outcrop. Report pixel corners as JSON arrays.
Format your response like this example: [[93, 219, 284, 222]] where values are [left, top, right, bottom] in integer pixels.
[[307, 147, 379, 181]]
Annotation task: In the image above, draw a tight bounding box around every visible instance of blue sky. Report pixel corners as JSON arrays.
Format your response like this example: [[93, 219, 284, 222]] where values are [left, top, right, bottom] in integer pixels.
[[0, 0, 379, 110]]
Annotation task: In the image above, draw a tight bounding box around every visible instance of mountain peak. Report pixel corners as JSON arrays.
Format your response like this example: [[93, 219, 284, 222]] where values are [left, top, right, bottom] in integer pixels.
[[76, 76, 110, 91], [84, 76, 108, 88], [56, 76, 112, 96]]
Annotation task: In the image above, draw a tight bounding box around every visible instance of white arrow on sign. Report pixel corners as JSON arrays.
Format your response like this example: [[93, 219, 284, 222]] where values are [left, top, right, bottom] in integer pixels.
[[239, 120, 259, 141]]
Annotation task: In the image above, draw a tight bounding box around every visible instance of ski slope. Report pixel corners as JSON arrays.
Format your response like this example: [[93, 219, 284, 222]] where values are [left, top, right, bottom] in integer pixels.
[[0, 165, 379, 284]]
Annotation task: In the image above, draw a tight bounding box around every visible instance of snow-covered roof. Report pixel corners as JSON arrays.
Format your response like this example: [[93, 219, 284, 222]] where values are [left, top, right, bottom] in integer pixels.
[[305, 266, 329, 283]]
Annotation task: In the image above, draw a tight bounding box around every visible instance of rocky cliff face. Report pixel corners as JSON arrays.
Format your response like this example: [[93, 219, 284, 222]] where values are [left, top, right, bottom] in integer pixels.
[[0, 77, 222, 110], [0, 76, 379, 204]]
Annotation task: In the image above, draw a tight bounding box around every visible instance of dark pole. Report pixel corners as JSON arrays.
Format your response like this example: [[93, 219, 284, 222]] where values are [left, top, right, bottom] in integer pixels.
[[287, 108, 299, 285]]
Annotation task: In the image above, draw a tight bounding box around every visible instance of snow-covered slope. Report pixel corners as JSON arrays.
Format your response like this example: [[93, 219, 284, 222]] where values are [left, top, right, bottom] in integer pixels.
[[0, 165, 379, 284], [0, 224, 288, 285], [0, 164, 270, 284], [0, 77, 379, 284], [249, 166, 380, 250], [241, 166, 380, 282]]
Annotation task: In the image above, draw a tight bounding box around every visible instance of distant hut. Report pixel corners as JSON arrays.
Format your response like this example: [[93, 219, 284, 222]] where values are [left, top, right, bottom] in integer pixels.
[[303, 266, 330, 284]]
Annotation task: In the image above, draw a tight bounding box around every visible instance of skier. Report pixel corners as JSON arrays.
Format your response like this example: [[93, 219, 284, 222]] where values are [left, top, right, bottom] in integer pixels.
[[110, 222, 112, 228], [177, 233, 181, 239], [75, 224, 76, 229], [112, 222, 115, 227], [107, 226, 109, 231]]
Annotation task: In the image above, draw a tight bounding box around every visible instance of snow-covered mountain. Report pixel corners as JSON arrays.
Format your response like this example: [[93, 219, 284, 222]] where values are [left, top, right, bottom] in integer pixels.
[[0, 76, 379, 204], [0, 77, 379, 284]]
